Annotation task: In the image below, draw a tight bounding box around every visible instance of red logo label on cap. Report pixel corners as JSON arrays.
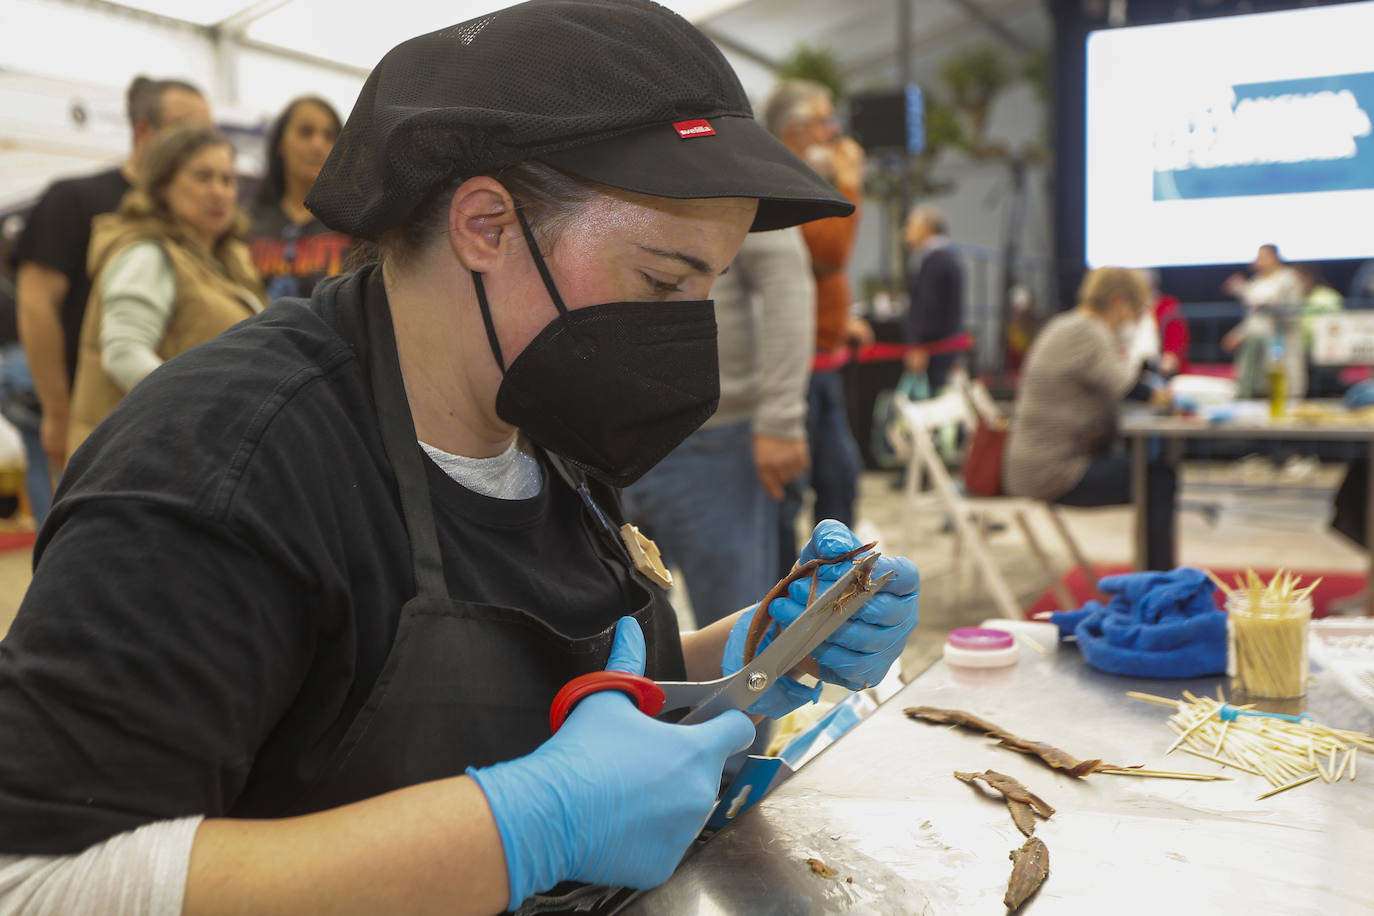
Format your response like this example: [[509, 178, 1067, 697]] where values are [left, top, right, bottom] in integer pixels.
[[673, 119, 716, 139]]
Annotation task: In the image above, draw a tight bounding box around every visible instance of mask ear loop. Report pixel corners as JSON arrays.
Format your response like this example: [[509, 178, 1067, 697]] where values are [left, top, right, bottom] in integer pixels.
[[471, 203, 582, 374], [471, 272, 506, 373], [517, 204, 597, 359], [515, 207, 570, 317]]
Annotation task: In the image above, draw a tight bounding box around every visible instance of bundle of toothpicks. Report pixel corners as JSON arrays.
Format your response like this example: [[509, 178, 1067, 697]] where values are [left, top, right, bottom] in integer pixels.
[[1128, 688, 1374, 800], [1210, 568, 1318, 699]]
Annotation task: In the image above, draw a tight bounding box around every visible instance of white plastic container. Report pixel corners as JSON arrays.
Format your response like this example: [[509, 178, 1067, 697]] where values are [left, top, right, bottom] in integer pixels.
[[978, 618, 1060, 654], [943, 627, 1019, 668]]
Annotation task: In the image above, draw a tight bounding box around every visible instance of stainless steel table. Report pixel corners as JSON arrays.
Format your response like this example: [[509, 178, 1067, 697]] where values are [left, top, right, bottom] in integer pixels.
[[626, 650, 1374, 915], [1119, 408, 1374, 613]]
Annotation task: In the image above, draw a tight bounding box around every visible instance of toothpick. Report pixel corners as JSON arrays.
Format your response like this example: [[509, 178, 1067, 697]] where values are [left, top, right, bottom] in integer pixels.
[[1176, 747, 1262, 776], [1127, 691, 1182, 708], [1334, 749, 1353, 782], [1256, 773, 1320, 799], [1206, 569, 1232, 595], [1316, 756, 1331, 784], [1096, 768, 1230, 781], [1166, 711, 1214, 754], [1212, 720, 1230, 757], [1017, 633, 1047, 655]]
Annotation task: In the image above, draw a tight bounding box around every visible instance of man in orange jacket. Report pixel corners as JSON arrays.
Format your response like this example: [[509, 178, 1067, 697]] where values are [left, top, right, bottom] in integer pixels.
[[762, 79, 871, 575]]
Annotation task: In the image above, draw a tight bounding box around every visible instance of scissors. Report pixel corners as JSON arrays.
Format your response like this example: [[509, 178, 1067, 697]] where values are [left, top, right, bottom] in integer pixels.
[[550, 553, 891, 732]]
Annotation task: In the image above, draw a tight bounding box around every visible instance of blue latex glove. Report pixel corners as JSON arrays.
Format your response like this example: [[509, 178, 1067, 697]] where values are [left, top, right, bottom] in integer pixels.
[[722, 520, 921, 715], [469, 618, 755, 910]]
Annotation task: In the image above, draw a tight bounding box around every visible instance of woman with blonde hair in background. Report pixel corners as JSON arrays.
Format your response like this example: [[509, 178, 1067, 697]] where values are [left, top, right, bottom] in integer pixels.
[[1004, 267, 1177, 570], [67, 124, 264, 455]]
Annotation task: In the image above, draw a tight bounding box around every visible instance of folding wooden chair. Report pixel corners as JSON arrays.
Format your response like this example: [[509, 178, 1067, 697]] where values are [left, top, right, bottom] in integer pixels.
[[960, 378, 1103, 602], [890, 382, 1100, 619]]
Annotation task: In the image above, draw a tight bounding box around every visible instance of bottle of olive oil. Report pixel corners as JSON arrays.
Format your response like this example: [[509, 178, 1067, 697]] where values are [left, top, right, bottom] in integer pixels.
[[1267, 338, 1288, 420]]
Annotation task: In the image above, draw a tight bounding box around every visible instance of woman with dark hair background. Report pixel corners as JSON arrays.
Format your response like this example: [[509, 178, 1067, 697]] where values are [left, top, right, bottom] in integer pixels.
[[247, 96, 352, 301]]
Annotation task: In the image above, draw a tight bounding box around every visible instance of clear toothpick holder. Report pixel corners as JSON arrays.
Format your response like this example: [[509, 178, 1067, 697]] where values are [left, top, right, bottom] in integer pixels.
[[1226, 593, 1311, 700]]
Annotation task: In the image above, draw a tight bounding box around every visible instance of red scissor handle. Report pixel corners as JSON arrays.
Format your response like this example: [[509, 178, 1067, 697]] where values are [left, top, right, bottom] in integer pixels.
[[549, 671, 667, 733]]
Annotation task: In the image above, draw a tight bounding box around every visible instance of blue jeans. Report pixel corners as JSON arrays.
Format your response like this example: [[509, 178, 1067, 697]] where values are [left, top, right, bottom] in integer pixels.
[[621, 422, 778, 628], [777, 368, 863, 576], [0, 343, 52, 523]]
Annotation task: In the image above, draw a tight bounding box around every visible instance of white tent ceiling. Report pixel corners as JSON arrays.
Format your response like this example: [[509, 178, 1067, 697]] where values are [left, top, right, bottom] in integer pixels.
[[3, 0, 1057, 347], [6, 0, 1048, 105], [0, 0, 1049, 207]]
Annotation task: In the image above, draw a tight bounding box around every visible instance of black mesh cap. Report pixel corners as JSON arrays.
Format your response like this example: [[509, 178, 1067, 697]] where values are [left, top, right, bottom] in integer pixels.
[[306, 0, 855, 240]]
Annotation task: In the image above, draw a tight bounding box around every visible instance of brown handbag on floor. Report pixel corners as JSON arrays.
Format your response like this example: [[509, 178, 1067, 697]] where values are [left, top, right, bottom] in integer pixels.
[[963, 418, 1009, 497]]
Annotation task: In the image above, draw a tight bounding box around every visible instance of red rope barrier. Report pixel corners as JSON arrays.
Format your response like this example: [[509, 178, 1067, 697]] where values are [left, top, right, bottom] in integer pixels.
[[811, 332, 975, 371]]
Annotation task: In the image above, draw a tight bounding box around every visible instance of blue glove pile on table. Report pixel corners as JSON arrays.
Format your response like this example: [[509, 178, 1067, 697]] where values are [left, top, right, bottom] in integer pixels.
[[1050, 567, 1226, 678]]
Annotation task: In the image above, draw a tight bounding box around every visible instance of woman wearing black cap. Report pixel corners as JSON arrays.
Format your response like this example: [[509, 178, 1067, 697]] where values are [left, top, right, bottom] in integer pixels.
[[0, 2, 920, 913]]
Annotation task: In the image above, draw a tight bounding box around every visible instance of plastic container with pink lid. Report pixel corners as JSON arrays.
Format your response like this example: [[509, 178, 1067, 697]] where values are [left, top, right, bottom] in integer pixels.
[[943, 627, 1020, 668]]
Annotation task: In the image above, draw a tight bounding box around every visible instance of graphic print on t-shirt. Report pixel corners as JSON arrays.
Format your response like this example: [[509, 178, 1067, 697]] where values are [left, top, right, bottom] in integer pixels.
[[250, 232, 351, 299]]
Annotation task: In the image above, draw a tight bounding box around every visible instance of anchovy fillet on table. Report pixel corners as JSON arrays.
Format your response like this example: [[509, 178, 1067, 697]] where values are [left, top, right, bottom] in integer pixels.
[[905, 705, 1135, 776], [1004, 836, 1050, 910], [953, 770, 1054, 837]]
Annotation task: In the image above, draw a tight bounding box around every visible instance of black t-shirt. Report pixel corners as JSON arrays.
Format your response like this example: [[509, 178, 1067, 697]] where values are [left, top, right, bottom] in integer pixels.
[[247, 202, 352, 303], [0, 267, 653, 854], [11, 168, 131, 382]]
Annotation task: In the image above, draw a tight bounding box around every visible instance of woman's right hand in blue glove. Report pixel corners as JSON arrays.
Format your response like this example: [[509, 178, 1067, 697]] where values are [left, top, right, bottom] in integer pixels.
[[468, 617, 755, 911]]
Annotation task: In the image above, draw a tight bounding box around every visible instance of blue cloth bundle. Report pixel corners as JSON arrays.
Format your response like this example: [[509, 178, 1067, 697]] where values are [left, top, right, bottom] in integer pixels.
[[1050, 567, 1227, 678]]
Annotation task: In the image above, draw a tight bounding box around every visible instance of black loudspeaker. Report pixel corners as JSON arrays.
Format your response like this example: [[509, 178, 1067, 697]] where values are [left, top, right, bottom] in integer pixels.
[[848, 86, 924, 153]]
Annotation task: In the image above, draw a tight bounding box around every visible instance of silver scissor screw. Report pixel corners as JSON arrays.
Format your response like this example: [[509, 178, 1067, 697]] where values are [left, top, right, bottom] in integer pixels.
[[747, 671, 769, 692]]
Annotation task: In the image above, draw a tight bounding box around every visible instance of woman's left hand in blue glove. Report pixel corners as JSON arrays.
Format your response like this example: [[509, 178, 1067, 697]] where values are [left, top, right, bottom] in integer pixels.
[[722, 520, 920, 716]]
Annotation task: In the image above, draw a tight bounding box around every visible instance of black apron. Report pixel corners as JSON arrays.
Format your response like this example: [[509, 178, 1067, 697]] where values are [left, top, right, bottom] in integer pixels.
[[279, 277, 685, 818]]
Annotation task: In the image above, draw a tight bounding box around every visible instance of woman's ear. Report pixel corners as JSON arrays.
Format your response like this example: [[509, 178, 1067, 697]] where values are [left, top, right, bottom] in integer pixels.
[[446, 177, 518, 272]]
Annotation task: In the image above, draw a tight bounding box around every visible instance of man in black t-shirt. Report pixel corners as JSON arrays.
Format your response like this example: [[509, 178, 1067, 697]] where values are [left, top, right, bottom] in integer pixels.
[[12, 75, 210, 489]]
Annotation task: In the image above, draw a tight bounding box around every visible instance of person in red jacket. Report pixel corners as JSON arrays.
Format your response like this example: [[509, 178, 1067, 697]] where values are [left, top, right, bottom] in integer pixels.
[[1146, 270, 1189, 377]]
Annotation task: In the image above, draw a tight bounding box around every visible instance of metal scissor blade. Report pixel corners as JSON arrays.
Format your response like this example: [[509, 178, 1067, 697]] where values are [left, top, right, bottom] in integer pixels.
[[747, 554, 881, 681], [675, 554, 890, 726]]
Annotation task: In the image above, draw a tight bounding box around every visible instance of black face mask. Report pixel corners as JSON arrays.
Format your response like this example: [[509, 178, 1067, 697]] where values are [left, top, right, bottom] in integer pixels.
[[471, 209, 720, 488]]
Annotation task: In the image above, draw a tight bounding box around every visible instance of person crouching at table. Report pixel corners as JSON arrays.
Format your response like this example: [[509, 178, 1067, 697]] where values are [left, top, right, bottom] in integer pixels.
[[1003, 267, 1176, 570]]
